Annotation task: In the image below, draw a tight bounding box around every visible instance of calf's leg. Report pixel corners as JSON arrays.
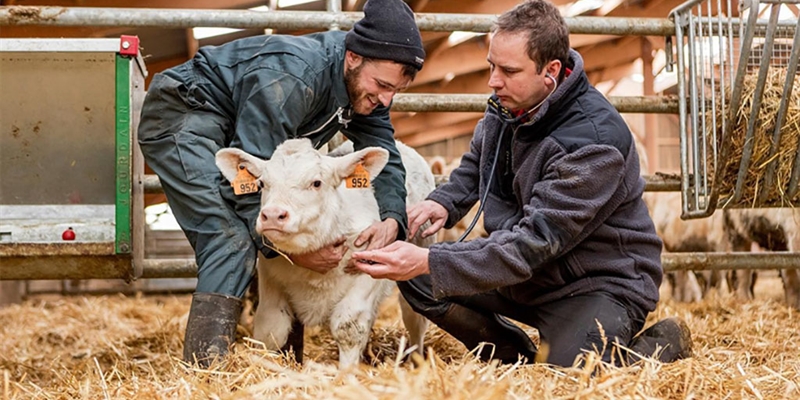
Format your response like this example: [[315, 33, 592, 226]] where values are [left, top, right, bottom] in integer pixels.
[[253, 264, 294, 352], [330, 278, 392, 369], [399, 292, 428, 355]]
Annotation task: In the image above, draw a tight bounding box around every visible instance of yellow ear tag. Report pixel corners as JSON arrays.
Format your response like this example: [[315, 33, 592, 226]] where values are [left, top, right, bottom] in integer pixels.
[[232, 164, 260, 195], [345, 163, 371, 189]]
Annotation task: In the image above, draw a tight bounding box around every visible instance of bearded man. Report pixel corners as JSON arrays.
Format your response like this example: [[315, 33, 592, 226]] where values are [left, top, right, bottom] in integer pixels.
[[137, 0, 425, 367]]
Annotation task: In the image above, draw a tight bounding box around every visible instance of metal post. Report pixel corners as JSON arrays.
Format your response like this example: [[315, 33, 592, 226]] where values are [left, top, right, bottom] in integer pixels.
[[326, 0, 342, 31], [389, 94, 679, 113]]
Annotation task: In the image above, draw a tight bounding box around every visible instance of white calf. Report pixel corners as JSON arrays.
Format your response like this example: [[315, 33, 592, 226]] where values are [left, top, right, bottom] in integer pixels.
[[216, 138, 433, 368]]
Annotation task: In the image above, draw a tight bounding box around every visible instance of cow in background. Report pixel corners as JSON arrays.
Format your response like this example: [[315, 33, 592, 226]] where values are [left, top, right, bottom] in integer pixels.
[[645, 192, 728, 301], [216, 138, 434, 368], [634, 130, 727, 302], [723, 208, 800, 309]]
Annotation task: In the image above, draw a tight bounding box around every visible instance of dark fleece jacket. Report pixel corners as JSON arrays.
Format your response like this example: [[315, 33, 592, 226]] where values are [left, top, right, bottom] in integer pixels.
[[426, 50, 663, 313]]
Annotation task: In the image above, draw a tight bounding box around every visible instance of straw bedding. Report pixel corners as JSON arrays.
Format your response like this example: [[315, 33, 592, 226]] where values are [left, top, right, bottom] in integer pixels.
[[711, 70, 800, 207], [1, 275, 799, 399]]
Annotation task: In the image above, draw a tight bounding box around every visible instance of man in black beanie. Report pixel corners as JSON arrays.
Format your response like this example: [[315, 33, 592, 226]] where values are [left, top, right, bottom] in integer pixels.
[[346, 0, 426, 73], [138, 0, 425, 367]]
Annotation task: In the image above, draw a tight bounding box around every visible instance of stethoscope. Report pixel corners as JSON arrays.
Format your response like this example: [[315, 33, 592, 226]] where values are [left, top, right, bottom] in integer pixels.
[[456, 73, 559, 242]]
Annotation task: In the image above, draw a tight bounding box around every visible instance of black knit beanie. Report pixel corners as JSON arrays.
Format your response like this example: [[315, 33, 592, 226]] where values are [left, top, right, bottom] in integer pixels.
[[345, 0, 426, 70]]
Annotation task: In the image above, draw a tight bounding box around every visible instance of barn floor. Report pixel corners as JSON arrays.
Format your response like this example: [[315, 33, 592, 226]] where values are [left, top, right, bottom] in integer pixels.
[[1, 273, 799, 399]]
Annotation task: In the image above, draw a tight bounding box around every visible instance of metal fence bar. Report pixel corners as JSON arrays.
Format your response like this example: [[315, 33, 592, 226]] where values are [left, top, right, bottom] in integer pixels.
[[1, 255, 133, 280], [390, 94, 679, 113], [23, 287, 196, 296], [732, 2, 779, 204], [724, 0, 759, 203], [137, 253, 800, 274], [783, 17, 800, 198], [7, 252, 800, 280], [674, 6, 695, 217], [758, 5, 792, 204], [687, 7, 703, 213], [661, 252, 800, 272], [12, 6, 797, 35], [138, 259, 197, 279], [144, 173, 682, 194], [0, 6, 676, 36]]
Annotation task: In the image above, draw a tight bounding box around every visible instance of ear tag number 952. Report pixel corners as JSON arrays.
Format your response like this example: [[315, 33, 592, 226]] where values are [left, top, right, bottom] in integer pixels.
[[346, 163, 371, 189], [232, 164, 259, 195]]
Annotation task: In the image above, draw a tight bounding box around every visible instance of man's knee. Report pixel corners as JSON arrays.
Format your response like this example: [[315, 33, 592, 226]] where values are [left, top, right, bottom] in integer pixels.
[[543, 329, 629, 367], [537, 293, 639, 367], [397, 275, 450, 319], [194, 228, 257, 298]]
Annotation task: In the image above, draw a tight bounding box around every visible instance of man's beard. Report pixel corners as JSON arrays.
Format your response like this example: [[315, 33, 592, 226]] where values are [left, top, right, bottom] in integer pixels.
[[344, 62, 370, 115]]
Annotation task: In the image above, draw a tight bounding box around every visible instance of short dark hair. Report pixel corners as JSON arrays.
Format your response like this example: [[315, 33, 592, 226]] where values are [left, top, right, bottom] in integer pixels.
[[361, 56, 419, 80], [493, 0, 570, 76]]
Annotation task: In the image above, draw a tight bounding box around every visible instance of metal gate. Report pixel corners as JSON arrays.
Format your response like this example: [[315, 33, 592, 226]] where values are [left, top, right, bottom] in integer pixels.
[[672, 0, 800, 218]]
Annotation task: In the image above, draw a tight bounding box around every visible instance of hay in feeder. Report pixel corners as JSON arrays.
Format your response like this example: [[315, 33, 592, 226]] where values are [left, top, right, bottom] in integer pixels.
[[710, 70, 800, 207]]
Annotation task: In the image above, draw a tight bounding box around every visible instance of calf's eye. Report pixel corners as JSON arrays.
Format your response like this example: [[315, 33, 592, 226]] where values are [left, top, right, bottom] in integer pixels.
[[312, 180, 322, 188]]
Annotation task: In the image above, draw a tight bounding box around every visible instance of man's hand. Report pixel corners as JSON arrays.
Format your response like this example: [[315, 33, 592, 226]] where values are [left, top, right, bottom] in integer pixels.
[[351, 241, 430, 281], [289, 237, 347, 274], [408, 200, 449, 239], [354, 218, 399, 251]]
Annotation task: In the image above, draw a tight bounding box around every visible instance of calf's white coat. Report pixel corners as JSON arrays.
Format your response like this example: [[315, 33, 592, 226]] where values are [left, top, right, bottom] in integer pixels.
[[216, 138, 434, 368]]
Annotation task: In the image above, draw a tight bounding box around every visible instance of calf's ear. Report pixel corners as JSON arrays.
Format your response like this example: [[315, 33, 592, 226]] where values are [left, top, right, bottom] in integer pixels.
[[428, 156, 446, 176], [215, 148, 263, 182], [333, 147, 389, 183]]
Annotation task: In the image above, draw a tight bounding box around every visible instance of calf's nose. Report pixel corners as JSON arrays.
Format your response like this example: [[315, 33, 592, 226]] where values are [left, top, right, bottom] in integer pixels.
[[260, 207, 290, 228]]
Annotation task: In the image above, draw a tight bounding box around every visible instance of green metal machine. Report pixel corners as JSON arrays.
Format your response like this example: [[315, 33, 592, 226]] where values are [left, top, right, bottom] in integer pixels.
[[0, 37, 147, 280]]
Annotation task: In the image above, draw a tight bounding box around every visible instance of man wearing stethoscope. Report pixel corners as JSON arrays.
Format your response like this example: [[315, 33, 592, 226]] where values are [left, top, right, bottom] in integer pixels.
[[353, 0, 693, 367]]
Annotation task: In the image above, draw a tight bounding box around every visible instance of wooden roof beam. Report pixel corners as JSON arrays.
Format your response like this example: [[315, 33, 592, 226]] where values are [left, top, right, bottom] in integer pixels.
[[421, 0, 574, 14], [392, 112, 484, 137], [581, 36, 643, 73], [570, 34, 619, 49], [603, 0, 726, 20], [400, 118, 480, 147], [586, 62, 639, 87], [408, 69, 491, 94], [594, 0, 628, 16], [5, 0, 265, 8], [408, 0, 431, 12], [412, 37, 490, 86]]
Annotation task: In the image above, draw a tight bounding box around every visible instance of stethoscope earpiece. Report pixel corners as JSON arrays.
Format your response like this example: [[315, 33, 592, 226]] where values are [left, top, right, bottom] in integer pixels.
[[545, 72, 557, 86]]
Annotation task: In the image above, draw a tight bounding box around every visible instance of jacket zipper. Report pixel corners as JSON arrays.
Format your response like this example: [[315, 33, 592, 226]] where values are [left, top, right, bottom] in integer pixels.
[[300, 107, 351, 138], [503, 125, 520, 181]]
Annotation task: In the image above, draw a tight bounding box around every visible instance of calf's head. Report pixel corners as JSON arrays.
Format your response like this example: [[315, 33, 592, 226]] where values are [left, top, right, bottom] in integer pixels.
[[215, 139, 388, 253]]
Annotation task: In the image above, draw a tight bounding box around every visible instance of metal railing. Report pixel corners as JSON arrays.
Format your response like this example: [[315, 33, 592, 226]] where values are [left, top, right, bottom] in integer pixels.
[[6, 251, 800, 280], [1, 6, 675, 35]]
